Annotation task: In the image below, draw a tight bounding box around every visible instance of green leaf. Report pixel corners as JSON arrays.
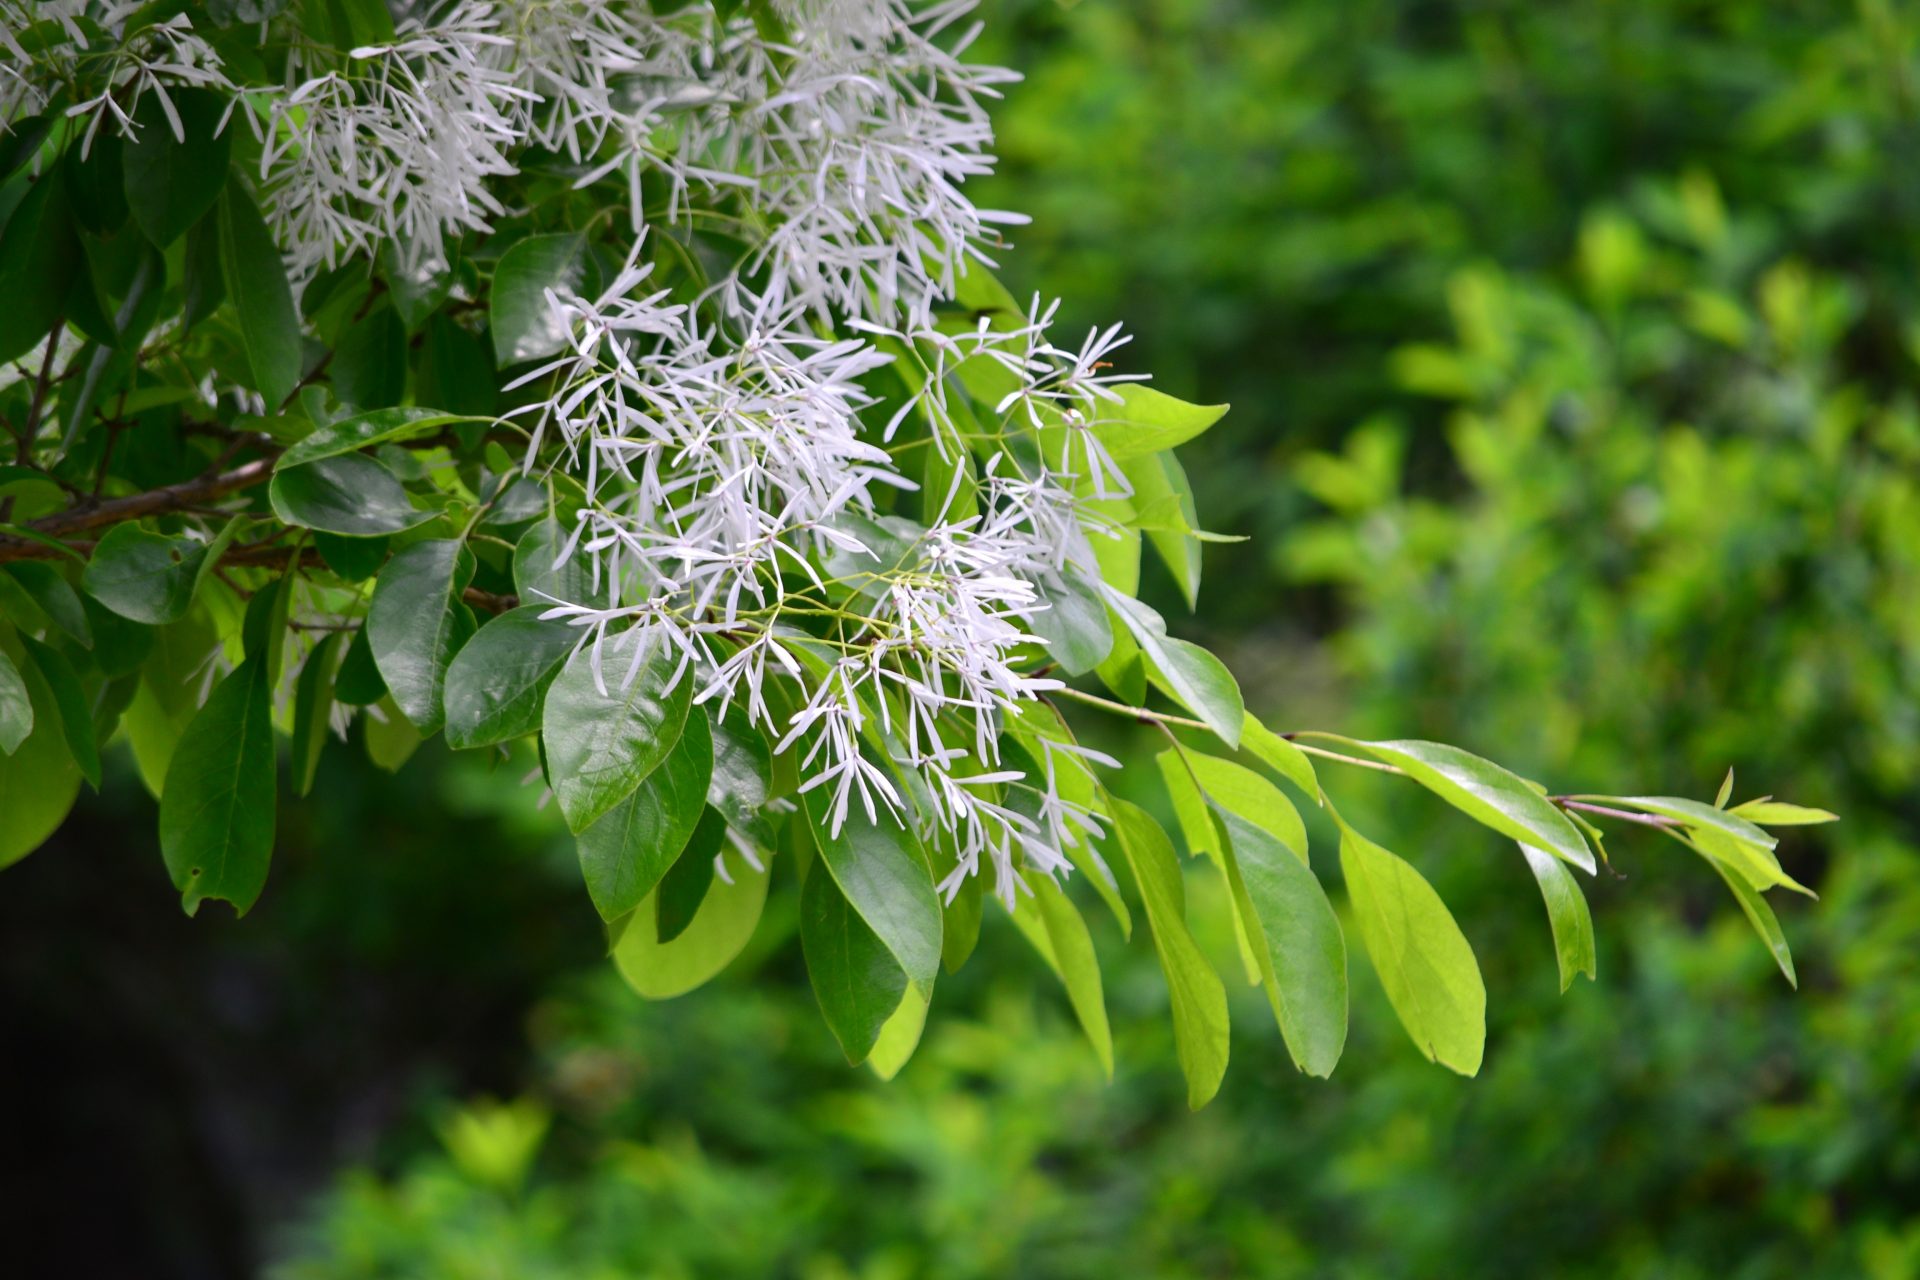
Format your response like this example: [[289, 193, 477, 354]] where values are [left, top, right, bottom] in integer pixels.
[[576, 708, 713, 920], [1092, 385, 1229, 461], [1703, 855, 1797, 988], [314, 530, 389, 581], [65, 130, 128, 235], [270, 453, 438, 537], [1334, 737, 1594, 875], [1164, 749, 1307, 863], [706, 707, 773, 837], [1336, 814, 1485, 1076], [1729, 799, 1839, 826], [1108, 593, 1244, 747], [1109, 797, 1229, 1108], [1217, 809, 1347, 1077], [803, 787, 943, 989], [1607, 795, 1811, 895], [290, 631, 344, 797], [0, 648, 30, 753], [801, 857, 910, 1064], [1240, 712, 1319, 797], [334, 623, 386, 706], [277, 407, 473, 471], [1007, 875, 1114, 1078], [3, 562, 93, 648], [491, 232, 586, 366], [183, 208, 224, 328], [363, 696, 422, 772], [1122, 450, 1201, 609], [1028, 566, 1113, 676], [0, 166, 82, 364], [81, 523, 205, 624], [442, 605, 577, 749], [513, 514, 602, 607], [940, 868, 983, 973], [0, 629, 81, 867], [123, 87, 231, 247], [332, 304, 408, 409], [1519, 842, 1597, 992], [367, 539, 473, 734], [866, 980, 932, 1081], [612, 852, 769, 1000], [657, 805, 727, 944], [544, 643, 694, 833], [218, 179, 302, 406], [18, 634, 100, 789], [159, 656, 276, 917]]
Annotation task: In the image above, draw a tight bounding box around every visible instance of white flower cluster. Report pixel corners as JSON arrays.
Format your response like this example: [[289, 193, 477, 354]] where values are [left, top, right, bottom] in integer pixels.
[[0, 0, 1151, 909]]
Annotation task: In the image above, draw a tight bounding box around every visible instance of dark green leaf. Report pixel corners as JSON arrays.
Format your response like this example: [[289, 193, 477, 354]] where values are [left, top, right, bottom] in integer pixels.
[[81, 523, 204, 624], [314, 530, 389, 581], [2, 563, 91, 648], [576, 708, 713, 920], [217, 178, 301, 406], [706, 706, 773, 836], [278, 407, 473, 471], [657, 806, 728, 944], [801, 857, 910, 1064], [182, 205, 224, 327], [123, 87, 231, 247], [543, 643, 693, 833], [64, 131, 128, 234], [18, 634, 99, 789], [291, 630, 344, 797], [158, 656, 276, 917], [334, 623, 386, 706], [332, 305, 408, 409], [512, 514, 601, 607], [367, 539, 472, 734], [270, 453, 437, 536], [491, 232, 586, 366], [0, 166, 82, 364], [442, 604, 576, 749], [0, 648, 30, 753], [416, 314, 498, 417], [803, 787, 942, 989], [1029, 566, 1113, 676]]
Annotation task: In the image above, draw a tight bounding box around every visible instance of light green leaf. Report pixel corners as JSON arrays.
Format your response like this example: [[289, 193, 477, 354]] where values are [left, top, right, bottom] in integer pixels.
[[0, 629, 81, 867], [1110, 797, 1229, 1108], [491, 232, 586, 366], [1608, 795, 1811, 896], [442, 605, 577, 749], [1729, 800, 1839, 826], [1240, 712, 1319, 797], [544, 644, 694, 833], [612, 853, 769, 1001], [1519, 842, 1596, 992], [217, 179, 301, 406], [277, 407, 474, 471], [1008, 875, 1114, 1078], [1337, 814, 1485, 1076], [1335, 737, 1594, 875], [123, 88, 231, 248], [801, 856, 909, 1063], [1217, 808, 1347, 1077], [367, 539, 473, 734], [270, 453, 438, 537], [866, 980, 932, 1081], [1108, 593, 1244, 747], [81, 524, 205, 624], [363, 696, 422, 773], [1165, 749, 1308, 864], [159, 656, 276, 917], [1092, 385, 1229, 461], [1703, 855, 1797, 988], [1122, 450, 1201, 609], [804, 787, 943, 989]]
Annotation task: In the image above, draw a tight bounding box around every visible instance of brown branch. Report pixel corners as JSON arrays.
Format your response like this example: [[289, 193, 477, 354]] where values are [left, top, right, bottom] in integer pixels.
[[0, 456, 277, 544]]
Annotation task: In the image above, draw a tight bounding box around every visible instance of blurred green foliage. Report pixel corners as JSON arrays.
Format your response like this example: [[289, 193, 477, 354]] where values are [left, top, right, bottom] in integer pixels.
[[268, 0, 1920, 1275]]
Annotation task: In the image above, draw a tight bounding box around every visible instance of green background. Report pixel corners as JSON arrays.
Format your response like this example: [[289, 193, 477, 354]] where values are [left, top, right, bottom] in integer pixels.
[[5, 1, 1916, 1275]]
